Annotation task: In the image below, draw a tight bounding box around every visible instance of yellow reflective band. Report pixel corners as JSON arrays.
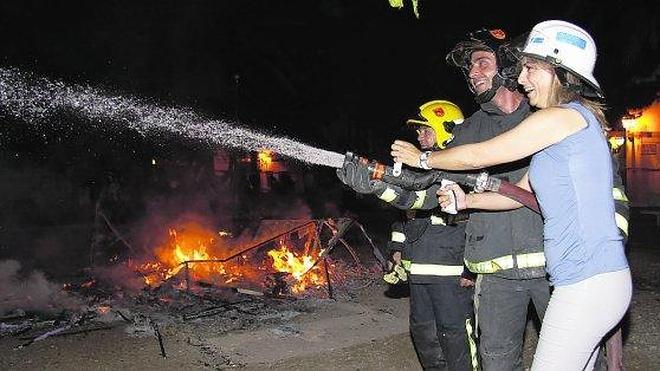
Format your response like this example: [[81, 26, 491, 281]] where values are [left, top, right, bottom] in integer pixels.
[[401, 259, 412, 271], [465, 252, 545, 274], [391, 231, 406, 243], [379, 188, 398, 203], [388, 0, 403, 8], [465, 255, 514, 273], [411, 190, 427, 209], [430, 215, 446, 225], [615, 212, 629, 236], [516, 252, 546, 268], [409, 263, 464, 276], [465, 318, 479, 371], [612, 188, 629, 202]]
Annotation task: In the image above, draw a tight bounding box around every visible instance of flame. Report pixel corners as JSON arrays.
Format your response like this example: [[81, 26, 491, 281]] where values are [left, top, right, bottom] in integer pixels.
[[133, 222, 327, 294], [257, 150, 273, 171], [267, 242, 325, 293]]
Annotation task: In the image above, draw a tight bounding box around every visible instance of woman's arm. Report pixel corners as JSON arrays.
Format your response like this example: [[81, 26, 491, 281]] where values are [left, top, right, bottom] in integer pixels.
[[392, 107, 587, 170]]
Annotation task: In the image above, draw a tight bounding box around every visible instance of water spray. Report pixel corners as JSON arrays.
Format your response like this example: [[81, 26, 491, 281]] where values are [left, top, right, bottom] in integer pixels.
[[0, 67, 539, 213], [0, 67, 345, 169]]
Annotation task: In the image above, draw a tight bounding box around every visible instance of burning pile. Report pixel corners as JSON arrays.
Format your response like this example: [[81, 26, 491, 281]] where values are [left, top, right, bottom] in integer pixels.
[[132, 221, 330, 295]]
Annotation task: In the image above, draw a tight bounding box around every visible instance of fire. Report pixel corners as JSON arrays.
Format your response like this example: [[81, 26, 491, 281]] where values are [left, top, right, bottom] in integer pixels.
[[136, 225, 232, 285], [133, 222, 327, 295], [267, 243, 326, 293], [257, 150, 273, 171]]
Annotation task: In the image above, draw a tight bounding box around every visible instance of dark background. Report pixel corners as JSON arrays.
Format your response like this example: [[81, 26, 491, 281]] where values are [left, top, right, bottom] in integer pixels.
[[0, 1, 657, 275], [1, 1, 657, 152]]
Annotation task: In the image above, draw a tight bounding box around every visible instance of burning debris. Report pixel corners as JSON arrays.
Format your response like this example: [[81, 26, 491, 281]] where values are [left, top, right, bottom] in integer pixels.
[[1, 217, 384, 361]]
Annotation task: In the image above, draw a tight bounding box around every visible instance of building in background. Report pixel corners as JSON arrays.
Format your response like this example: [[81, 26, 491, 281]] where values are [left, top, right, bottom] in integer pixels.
[[619, 100, 660, 209]]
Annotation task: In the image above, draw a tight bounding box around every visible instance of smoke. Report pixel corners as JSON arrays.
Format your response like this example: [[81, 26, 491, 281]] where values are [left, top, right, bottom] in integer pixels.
[[0, 260, 81, 315]]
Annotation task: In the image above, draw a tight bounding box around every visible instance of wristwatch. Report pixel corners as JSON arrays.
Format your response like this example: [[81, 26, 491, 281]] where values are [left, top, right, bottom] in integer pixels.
[[419, 151, 432, 170]]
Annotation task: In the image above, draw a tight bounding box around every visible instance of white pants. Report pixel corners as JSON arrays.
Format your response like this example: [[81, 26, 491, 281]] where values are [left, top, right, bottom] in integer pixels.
[[531, 269, 632, 371]]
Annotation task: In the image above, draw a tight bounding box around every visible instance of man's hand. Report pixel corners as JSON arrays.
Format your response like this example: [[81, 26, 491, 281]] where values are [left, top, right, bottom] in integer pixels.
[[391, 140, 423, 168], [459, 277, 475, 287], [438, 182, 467, 211], [391, 251, 402, 265], [336, 160, 377, 194]]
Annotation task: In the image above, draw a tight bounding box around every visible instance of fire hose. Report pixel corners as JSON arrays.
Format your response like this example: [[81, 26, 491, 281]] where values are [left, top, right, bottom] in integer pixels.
[[343, 152, 540, 214]]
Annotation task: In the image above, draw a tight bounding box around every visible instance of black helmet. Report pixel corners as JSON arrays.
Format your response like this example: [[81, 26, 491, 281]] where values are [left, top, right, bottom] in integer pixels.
[[446, 28, 520, 103]]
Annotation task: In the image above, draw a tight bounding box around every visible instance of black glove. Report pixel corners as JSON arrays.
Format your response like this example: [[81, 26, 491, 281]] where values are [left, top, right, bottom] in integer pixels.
[[336, 160, 377, 194]]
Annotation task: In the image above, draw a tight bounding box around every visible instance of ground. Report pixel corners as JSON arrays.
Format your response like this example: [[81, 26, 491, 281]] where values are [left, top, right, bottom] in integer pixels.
[[1, 214, 659, 370]]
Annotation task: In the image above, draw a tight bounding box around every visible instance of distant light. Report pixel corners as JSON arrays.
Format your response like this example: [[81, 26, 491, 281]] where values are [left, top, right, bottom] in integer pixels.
[[621, 109, 642, 131], [608, 136, 625, 151], [258, 150, 273, 171], [621, 117, 638, 131], [151, 158, 157, 166]]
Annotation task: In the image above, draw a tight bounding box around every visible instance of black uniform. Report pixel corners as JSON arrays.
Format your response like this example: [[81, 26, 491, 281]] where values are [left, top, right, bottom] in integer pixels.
[[388, 210, 478, 371], [448, 100, 550, 371]]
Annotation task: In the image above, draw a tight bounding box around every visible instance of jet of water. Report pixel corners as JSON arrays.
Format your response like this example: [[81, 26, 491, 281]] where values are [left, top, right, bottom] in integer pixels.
[[0, 67, 345, 168]]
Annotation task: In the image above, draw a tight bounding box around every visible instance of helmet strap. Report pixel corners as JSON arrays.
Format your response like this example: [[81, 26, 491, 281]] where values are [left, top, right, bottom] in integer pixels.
[[474, 74, 504, 104]]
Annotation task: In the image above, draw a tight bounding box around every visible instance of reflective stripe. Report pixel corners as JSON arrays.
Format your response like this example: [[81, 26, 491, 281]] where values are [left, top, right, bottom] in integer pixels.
[[615, 212, 629, 236], [465, 318, 479, 371], [465, 252, 545, 274], [465, 255, 513, 273], [411, 190, 427, 209], [401, 259, 412, 271], [430, 215, 446, 225], [613, 188, 629, 202], [379, 188, 398, 203], [516, 252, 546, 268], [391, 231, 406, 243], [409, 263, 464, 276]]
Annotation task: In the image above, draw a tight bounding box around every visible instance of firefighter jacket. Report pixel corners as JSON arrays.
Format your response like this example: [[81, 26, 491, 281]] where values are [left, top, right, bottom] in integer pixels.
[[611, 154, 630, 243], [388, 210, 467, 284], [449, 100, 546, 280]]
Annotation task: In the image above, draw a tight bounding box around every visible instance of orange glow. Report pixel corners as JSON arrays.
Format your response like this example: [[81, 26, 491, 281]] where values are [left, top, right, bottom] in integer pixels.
[[623, 102, 660, 133], [622, 117, 638, 131], [97, 305, 111, 315], [257, 150, 274, 171]]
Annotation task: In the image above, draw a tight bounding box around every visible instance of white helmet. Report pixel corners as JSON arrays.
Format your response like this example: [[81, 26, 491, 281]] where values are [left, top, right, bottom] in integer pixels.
[[521, 20, 603, 98]]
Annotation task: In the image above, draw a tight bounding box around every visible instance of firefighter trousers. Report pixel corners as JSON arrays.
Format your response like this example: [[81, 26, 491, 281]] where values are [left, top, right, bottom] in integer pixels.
[[476, 275, 550, 371], [409, 280, 477, 371]]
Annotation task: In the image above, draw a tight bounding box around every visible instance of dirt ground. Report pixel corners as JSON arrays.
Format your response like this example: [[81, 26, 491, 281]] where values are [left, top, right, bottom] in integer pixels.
[[2, 220, 659, 371]]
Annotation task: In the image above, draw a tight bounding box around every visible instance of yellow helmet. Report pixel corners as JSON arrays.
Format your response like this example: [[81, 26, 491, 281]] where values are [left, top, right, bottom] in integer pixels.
[[406, 100, 464, 149]]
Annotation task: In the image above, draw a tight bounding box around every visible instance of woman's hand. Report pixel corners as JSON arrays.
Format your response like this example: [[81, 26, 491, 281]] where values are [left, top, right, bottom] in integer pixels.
[[438, 183, 467, 211], [391, 140, 423, 168]]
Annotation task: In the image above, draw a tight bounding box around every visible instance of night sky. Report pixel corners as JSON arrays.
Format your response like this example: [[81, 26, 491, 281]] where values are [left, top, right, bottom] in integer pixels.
[[1, 0, 657, 160]]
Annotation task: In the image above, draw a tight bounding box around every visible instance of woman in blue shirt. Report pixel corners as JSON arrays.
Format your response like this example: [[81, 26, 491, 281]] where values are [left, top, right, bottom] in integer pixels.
[[391, 20, 631, 370]]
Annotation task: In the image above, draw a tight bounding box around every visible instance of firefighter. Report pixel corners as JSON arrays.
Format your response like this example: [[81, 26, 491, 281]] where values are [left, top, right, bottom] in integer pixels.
[[339, 100, 478, 370], [437, 28, 551, 371]]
